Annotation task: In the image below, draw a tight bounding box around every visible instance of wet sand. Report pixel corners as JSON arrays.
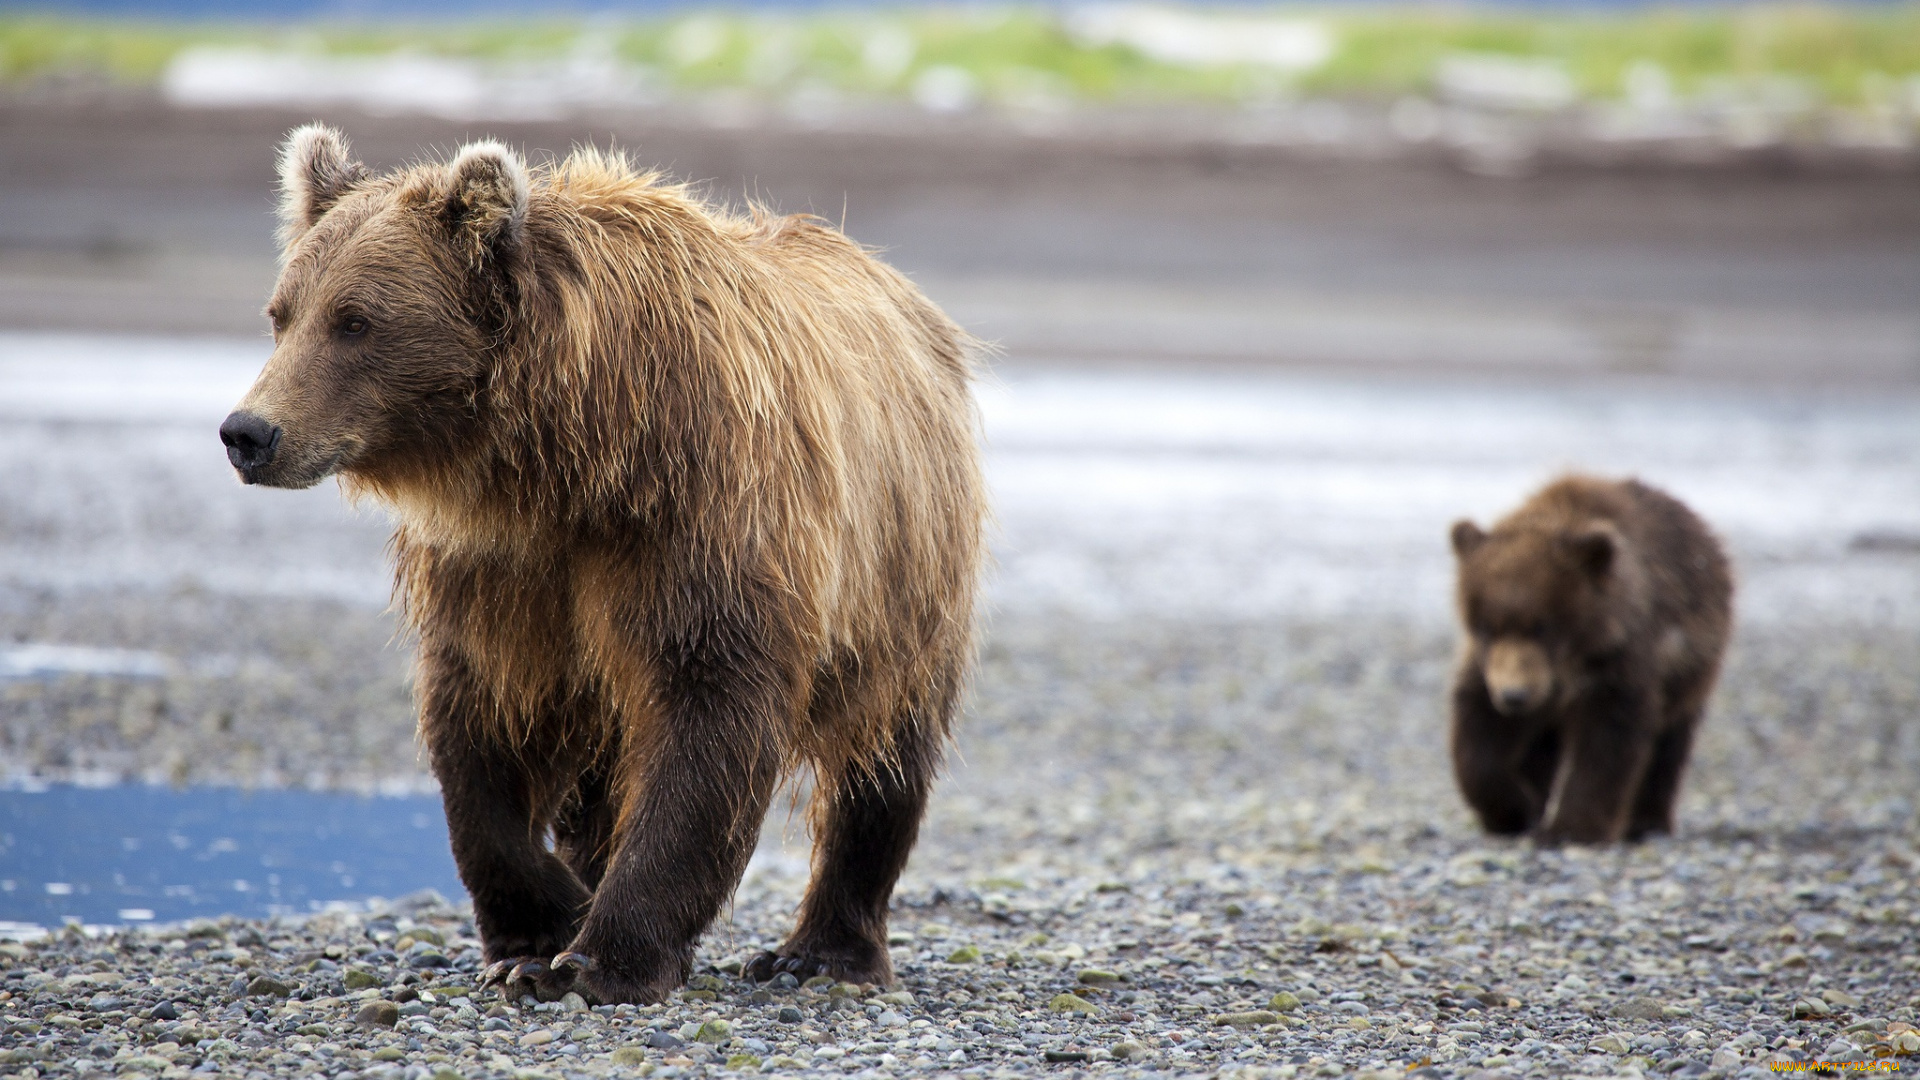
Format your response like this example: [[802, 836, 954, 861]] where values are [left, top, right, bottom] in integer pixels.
[[1, 99, 1916, 380]]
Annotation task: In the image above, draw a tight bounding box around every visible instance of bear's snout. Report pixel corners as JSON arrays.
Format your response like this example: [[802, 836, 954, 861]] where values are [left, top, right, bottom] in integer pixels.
[[1483, 638, 1554, 715], [220, 411, 282, 479], [1495, 685, 1535, 712]]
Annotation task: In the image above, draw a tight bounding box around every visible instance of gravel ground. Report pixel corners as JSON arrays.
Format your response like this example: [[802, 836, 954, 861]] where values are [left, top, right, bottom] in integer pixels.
[[1, 612, 1916, 1079], [2, 344, 1917, 1077]]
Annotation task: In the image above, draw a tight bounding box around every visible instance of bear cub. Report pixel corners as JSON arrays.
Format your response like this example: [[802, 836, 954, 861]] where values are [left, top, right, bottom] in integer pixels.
[[1448, 475, 1732, 845]]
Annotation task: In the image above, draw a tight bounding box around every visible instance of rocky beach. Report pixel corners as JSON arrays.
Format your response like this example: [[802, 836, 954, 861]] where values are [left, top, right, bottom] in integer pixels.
[[1, 94, 1917, 1078]]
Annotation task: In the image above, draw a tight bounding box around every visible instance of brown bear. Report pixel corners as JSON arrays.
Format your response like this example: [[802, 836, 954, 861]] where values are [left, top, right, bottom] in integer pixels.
[[220, 126, 987, 1004], [1448, 475, 1732, 845]]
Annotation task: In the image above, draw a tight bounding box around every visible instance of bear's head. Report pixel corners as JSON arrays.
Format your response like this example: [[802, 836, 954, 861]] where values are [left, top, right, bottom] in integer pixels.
[[220, 125, 530, 491], [1449, 516, 1628, 715]]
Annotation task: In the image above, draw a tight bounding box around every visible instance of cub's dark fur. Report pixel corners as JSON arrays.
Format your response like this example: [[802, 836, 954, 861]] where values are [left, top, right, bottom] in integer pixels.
[[1448, 476, 1732, 845]]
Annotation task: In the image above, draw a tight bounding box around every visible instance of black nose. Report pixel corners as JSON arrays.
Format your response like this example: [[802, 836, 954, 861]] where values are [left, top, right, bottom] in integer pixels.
[[1497, 687, 1532, 711], [220, 411, 281, 471]]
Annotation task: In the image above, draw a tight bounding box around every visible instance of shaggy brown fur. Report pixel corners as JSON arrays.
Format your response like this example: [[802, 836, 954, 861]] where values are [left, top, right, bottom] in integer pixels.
[[1448, 476, 1732, 846], [221, 126, 987, 1004]]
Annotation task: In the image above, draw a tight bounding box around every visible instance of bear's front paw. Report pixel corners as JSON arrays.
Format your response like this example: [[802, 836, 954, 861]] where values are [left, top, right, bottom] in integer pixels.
[[744, 941, 891, 988], [481, 956, 578, 1004]]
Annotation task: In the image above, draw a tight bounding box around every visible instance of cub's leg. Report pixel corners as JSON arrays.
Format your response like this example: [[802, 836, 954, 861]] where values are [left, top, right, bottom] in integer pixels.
[[745, 665, 953, 987], [1536, 677, 1656, 846], [419, 651, 592, 983], [1450, 670, 1535, 835], [1626, 697, 1704, 841], [516, 611, 790, 1005]]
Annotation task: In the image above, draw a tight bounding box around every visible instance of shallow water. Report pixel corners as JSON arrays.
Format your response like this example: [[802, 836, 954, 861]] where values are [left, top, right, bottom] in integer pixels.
[[0, 784, 462, 931], [3, 331, 1917, 625]]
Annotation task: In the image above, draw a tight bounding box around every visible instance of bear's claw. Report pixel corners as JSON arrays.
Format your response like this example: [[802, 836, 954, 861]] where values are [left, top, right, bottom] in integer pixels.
[[552, 951, 595, 975], [479, 960, 516, 989], [744, 947, 889, 986], [743, 951, 830, 983]]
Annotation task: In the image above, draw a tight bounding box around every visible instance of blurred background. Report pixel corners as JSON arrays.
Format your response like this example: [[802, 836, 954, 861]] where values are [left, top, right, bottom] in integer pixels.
[[0, 0, 1917, 930]]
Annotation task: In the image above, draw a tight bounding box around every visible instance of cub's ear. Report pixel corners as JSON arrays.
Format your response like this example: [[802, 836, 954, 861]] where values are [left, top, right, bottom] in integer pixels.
[[1450, 519, 1486, 559], [1563, 522, 1619, 576], [277, 124, 367, 248], [442, 140, 529, 259]]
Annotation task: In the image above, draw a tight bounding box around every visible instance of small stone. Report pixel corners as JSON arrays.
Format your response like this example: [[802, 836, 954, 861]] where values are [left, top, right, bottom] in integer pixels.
[[887, 929, 915, 945], [1821, 989, 1860, 1007], [356, 1001, 401, 1028], [694, 1019, 733, 1044], [771, 972, 799, 990], [246, 975, 293, 998], [1212, 1010, 1280, 1028], [876, 1009, 907, 1027], [343, 969, 382, 990], [371, 1047, 405, 1062], [1110, 1041, 1148, 1060], [1793, 998, 1833, 1019], [609, 1047, 647, 1065], [946, 944, 982, 964], [726, 1053, 763, 1069], [777, 1006, 803, 1023], [86, 992, 123, 1013], [519, 1029, 556, 1048], [1048, 993, 1099, 1014], [1609, 996, 1666, 1021], [559, 992, 588, 1013], [1589, 1034, 1631, 1055], [147, 1001, 178, 1021], [644, 1029, 685, 1050], [1077, 968, 1122, 986], [1269, 991, 1302, 1012], [1043, 1049, 1090, 1062], [430, 1069, 461, 1080], [802, 975, 835, 989], [1893, 1032, 1920, 1053]]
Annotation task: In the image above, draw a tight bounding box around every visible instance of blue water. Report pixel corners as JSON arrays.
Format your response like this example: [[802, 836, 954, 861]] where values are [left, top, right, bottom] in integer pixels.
[[0, 785, 466, 928]]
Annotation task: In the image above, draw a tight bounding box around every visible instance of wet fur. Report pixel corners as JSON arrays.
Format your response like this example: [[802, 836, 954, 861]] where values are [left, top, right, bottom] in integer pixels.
[[1448, 476, 1732, 845], [237, 126, 986, 1002]]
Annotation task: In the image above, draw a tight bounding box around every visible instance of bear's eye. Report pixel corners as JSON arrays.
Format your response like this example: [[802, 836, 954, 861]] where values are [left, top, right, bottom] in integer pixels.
[[339, 315, 369, 337]]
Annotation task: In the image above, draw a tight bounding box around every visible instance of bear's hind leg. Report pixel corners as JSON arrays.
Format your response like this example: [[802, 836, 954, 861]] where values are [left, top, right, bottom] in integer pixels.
[[746, 670, 952, 987], [553, 753, 618, 890]]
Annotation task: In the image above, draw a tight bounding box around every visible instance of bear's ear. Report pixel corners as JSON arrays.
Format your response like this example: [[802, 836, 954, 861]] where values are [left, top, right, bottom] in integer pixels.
[[441, 140, 529, 259], [1563, 523, 1618, 577], [277, 124, 367, 249], [1450, 520, 1486, 559]]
